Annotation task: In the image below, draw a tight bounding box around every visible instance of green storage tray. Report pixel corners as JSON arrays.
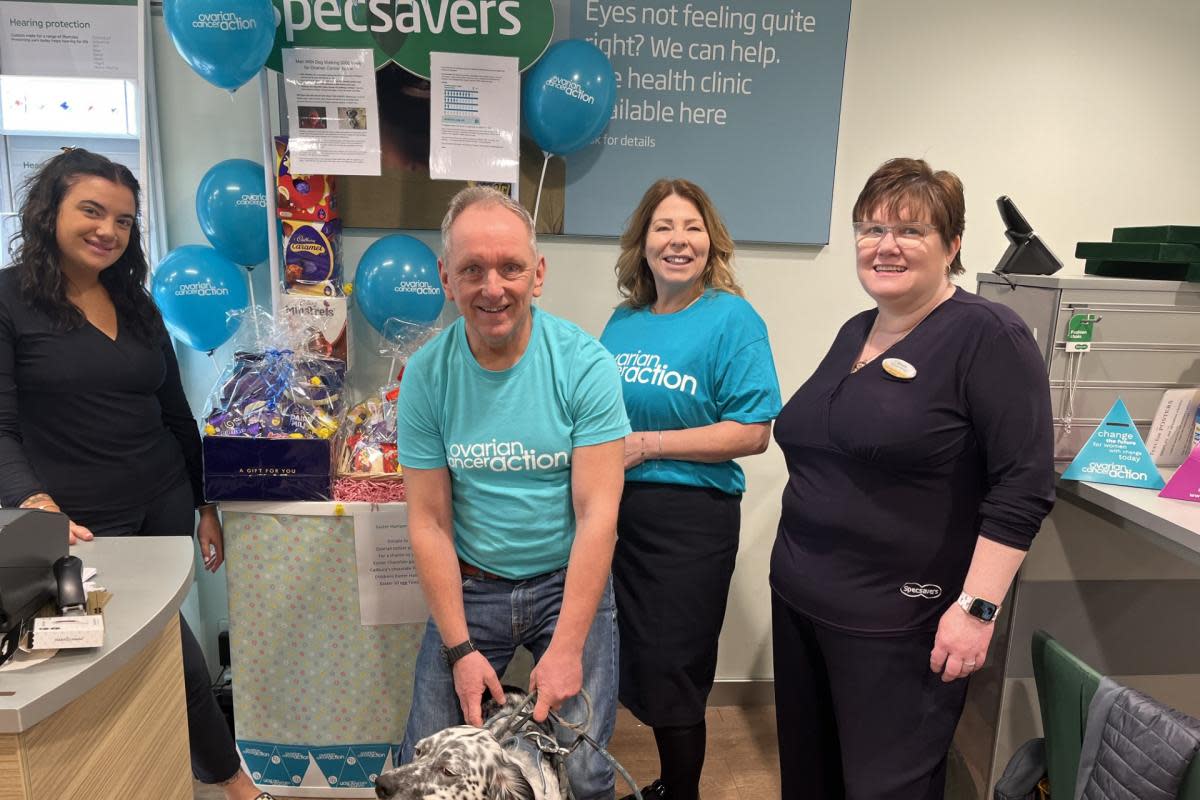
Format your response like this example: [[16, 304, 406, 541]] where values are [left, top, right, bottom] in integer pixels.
[[1112, 225, 1200, 244], [1084, 260, 1200, 281], [1075, 241, 1200, 261]]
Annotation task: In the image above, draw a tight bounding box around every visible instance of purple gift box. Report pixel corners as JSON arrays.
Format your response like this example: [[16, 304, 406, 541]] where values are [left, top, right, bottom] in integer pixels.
[[203, 436, 333, 502]]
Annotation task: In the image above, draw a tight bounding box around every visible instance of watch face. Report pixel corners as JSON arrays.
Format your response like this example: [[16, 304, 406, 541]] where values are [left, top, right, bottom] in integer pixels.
[[971, 599, 998, 622]]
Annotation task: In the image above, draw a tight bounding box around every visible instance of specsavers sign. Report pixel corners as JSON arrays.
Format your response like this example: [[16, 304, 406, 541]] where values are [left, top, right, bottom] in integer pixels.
[[268, 0, 554, 77]]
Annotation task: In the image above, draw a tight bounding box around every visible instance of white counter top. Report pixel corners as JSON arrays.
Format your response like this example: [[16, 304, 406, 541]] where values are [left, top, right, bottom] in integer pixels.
[[0, 536, 194, 733], [1057, 468, 1200, 563]]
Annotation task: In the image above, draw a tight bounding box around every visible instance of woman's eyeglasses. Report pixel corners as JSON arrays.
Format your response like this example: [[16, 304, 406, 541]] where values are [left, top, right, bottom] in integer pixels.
[[852, 221, 937, 249]]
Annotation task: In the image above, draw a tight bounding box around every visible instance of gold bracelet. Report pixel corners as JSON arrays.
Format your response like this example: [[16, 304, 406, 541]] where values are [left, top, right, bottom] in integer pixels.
[[657, 430, 664, 459]]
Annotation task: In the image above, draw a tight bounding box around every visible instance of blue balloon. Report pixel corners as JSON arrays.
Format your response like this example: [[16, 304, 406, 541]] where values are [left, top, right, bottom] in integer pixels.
[[164, 0, 274, 92], [522, 40, 618, 156], [355, 235, 443, 333], [152, 246, 250, 352], [196, 159, 268, 266]]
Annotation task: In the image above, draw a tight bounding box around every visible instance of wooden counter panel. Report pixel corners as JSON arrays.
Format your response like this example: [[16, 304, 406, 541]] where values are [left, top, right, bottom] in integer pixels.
[[19, 616, 191, 799], [0, 734, 30, 800]]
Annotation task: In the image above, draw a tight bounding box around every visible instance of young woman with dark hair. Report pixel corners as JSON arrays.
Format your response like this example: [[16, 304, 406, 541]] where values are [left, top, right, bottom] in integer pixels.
[[0, 148, 272, 800]]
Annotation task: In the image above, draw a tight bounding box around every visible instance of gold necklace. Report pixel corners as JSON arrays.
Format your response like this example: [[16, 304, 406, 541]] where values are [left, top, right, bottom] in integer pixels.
[[851, 287, 953, 374]]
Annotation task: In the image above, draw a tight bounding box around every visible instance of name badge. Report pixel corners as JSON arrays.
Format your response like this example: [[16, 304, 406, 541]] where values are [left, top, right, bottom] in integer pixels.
[[882, 358, 917, 380]]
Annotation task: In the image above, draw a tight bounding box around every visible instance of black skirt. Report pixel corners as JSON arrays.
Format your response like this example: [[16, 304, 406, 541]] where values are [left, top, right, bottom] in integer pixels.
[[613, 481, 741, 727]]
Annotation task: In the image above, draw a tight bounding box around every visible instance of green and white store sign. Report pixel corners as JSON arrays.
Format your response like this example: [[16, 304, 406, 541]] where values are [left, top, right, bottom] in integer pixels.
[[268, 0, 554, 76]]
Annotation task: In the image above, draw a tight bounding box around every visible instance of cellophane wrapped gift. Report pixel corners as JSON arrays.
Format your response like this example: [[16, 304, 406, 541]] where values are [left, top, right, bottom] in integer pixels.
[[333, 383, 405, 503], [201, 311, 347, 501]]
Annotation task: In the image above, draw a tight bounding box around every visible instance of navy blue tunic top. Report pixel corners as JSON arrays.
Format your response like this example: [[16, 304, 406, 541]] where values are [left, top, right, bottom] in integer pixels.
[[771, 288, 1055, 634]]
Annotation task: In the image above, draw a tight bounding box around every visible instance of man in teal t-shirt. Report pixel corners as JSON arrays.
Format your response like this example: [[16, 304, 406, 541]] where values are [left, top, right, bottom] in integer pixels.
[[394, 187, 629, 800]]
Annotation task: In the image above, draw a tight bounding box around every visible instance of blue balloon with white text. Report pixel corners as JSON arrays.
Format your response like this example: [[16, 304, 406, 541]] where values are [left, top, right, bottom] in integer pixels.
[[523, 39, 617, 156], [196, 159, 269, 266], [152, 246, 250, 352], [164, 0, 274, 92], [355, 236, 443, 334]]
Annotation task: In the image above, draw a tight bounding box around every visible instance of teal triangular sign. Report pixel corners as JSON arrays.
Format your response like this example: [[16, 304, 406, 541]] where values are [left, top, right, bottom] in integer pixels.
[[261, 747, 295, 786], [237, 741, 273, 785], [1062, 399, 1165, 489]]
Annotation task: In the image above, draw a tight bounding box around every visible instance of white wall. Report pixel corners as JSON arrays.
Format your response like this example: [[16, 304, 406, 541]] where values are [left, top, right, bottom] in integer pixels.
[[152, 0, 1200, 681]]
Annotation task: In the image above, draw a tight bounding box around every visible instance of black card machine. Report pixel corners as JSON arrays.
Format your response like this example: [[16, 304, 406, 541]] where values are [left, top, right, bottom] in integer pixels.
[[994, 196, 1063, 276], [0, 508, 69, 665]]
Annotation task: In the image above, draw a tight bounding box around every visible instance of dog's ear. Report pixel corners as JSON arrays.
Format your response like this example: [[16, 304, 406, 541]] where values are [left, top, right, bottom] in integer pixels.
[[488, 758, 536, 800]]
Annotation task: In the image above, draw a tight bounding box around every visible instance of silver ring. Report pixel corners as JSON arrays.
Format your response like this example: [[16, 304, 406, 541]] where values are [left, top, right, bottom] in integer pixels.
[[964, 662, 976, 668]]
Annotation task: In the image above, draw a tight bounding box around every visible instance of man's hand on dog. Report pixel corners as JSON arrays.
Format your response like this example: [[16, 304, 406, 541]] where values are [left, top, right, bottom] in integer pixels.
[[453, 652, 506, 727], [528, 643, 583, 723]]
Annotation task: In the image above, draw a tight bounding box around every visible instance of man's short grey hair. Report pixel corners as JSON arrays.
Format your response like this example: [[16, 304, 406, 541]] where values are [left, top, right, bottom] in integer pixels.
[[440, 186, 538, 260]]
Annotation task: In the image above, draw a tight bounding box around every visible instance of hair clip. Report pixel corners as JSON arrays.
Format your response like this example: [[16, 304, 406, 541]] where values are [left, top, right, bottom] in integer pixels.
[[59, 146, 77, 153]]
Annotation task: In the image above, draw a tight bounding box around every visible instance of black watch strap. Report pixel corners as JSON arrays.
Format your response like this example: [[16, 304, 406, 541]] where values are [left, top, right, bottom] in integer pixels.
[[440, 639, 477, 667]]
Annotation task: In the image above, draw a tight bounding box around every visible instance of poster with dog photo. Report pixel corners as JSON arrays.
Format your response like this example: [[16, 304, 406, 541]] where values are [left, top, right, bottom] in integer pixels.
[[283, 47, 381, 176]]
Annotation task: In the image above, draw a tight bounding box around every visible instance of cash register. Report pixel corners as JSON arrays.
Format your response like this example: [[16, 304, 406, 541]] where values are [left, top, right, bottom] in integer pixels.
[[0, 508, 68, 665]]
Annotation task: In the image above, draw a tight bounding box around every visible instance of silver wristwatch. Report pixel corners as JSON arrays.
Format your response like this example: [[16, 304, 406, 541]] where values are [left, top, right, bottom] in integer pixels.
[[957, 591, 1001, 623]]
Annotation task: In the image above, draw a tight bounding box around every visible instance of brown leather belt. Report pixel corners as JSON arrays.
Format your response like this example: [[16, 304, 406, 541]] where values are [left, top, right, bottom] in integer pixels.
[[458, 558, 507, 581]]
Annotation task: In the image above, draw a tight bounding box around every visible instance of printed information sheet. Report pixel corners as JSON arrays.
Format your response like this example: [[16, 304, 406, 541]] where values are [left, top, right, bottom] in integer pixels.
[[0, 0, 137, 79], [283, 48, 381, 175], [352, 509, 427, 626], [429, 52, 520, 185]]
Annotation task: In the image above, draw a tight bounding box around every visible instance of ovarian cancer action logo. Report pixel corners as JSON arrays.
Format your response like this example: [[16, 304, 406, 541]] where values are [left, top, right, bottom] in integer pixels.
[[448, 439, 569, 472], [395, 281, 441, 295], [545, 76, 594, 104], [175, 280, 230, 297], [193, 12, 258, 30]]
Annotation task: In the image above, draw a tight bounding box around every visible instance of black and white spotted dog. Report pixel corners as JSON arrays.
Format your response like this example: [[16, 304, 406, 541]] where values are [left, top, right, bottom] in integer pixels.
[[375, 690, 565, 800]]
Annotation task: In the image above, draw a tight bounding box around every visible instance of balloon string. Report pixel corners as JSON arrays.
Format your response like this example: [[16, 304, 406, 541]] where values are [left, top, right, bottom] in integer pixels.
[[246, 270, 261, 346], [533, 151, 551, 232]]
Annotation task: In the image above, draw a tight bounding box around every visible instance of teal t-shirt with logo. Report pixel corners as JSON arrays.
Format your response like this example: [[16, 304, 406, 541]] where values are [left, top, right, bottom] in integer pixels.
[[600, 289, 781, 494], [397, 308, 630, 579]]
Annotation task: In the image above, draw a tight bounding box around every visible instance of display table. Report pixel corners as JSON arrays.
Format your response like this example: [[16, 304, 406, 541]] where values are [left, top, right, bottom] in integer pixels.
[[0, 537, 194, 800], [221, 501, 421, 798], [1056, 469, 1200, 564], [978, 473, 1200, 794]]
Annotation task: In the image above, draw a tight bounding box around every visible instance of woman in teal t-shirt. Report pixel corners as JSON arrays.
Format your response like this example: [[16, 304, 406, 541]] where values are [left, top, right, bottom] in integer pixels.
[[600, 179, 781, 800]]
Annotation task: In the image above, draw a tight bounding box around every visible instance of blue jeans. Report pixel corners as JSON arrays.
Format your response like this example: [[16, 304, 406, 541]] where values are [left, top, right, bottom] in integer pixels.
[[400, 568, 618, 800]]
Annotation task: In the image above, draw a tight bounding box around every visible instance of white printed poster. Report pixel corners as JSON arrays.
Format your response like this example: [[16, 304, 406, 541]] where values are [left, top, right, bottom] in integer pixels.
[[0, 0, 138, 79], [429, 52, 520, 185], [283, 47, 381, 175], [352, 508, 427, 626]]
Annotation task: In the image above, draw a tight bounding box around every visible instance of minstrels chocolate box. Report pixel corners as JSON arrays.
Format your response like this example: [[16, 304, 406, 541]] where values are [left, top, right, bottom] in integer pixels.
[[281, 294, 350, 368]]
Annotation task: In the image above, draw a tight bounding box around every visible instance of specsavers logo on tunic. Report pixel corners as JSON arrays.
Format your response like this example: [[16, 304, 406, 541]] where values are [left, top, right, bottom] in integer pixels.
[[900, 582, 942, 599], [448, 439, 569, 472], [613, 351, 698, 396]]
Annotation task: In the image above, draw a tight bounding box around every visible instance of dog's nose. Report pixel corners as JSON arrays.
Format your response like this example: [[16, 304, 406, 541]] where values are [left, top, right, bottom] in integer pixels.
[[374, 775, 395, 799]]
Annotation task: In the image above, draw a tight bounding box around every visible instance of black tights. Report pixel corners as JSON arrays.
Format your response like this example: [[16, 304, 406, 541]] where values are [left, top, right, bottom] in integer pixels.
[[653, 721, 707, 800]]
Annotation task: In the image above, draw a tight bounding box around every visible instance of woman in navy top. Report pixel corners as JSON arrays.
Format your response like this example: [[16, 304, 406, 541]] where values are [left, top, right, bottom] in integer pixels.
[[601, 179, 780, 800], [771, 159, 1055, 799], [0, 149, 272, 800]]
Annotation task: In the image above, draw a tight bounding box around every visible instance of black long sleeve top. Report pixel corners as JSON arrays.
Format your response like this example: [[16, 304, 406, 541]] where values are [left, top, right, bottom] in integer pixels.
[[0, 268, 203, 521], [771, 288, 1055, 634]]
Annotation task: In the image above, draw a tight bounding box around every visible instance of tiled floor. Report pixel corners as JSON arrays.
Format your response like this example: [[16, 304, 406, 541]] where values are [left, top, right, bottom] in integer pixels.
[[194, 704, 780, 799]]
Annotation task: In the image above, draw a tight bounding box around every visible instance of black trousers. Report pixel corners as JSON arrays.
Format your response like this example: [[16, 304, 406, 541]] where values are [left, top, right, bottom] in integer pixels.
[[771, 590, 970, 800], [86, 480, 242, 785], [614, 482, 740, 727]]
